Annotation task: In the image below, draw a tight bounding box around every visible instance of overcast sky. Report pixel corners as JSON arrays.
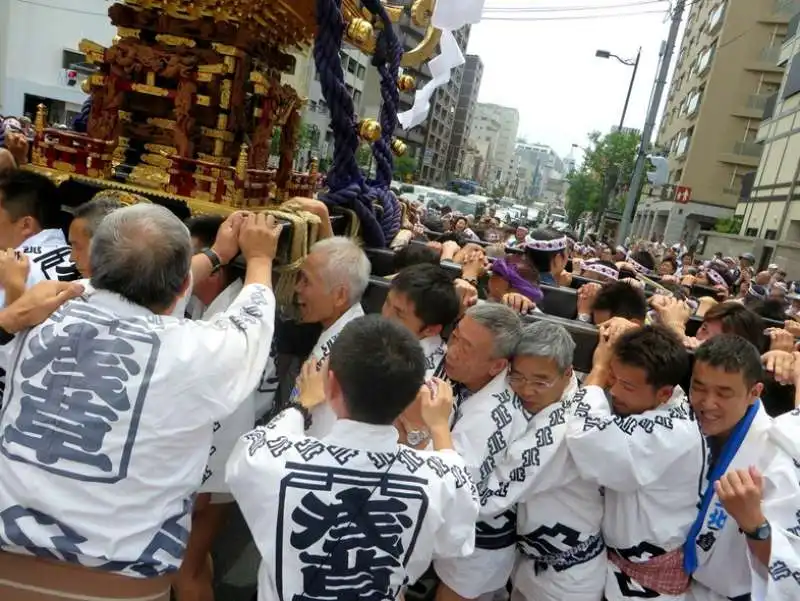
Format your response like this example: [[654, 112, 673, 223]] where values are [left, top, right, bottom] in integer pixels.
[[467, 1, 681, 161]]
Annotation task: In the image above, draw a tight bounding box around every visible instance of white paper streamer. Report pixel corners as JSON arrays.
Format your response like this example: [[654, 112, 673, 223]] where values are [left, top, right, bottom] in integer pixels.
[[397, 0, 486, 130]]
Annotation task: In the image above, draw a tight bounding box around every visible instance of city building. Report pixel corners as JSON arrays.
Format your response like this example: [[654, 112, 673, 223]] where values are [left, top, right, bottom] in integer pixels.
[[632, 0, 794, 245], [0, 0, 114, 122], [360, 21, 470, 184], [445, 54, 483, 181], [468, 102, 519, 191], [303, 48, 372, 163], [511, 143, 564, 202]]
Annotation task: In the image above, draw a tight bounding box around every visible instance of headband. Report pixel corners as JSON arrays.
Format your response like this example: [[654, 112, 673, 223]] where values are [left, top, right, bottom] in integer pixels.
[[704, 268, 728, 289], [525, 235, 568, 252], [490, 258, 544, 304], [583, 262, 619, 281], [625, 254, 652, 276]]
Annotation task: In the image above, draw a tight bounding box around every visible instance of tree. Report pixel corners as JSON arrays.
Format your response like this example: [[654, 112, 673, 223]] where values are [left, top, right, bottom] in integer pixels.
[[356, 144, 372, 168], [393, 155, 417, 181], [565, 169, 602, 227], [579, 129, 640, 224], [714, 215, 743, 234]]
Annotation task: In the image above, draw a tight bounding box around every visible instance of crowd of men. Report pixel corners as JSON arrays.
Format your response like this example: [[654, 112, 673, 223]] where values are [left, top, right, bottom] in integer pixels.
[[0, 164, 796, 601]]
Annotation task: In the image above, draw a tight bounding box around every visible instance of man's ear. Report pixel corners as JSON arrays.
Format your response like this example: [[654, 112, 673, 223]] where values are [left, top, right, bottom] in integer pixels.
[[327, 368, 348, 418], [420, 323, 443, 339]]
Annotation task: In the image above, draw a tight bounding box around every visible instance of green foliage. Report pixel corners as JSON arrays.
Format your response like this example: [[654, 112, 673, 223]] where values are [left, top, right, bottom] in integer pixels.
[[270, 123, 317, 156], [319, 156, 331, 172], [393, 155, 418, 181], [490, 185, 506, 200], [714, 215, 744, 234], [356, 144, 372, 168], [583, 129, 641, 184], [565, 169, 602, 227]]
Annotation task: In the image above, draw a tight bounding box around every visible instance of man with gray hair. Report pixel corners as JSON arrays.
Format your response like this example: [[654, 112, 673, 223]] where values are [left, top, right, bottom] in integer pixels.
[[478, 321, 607, 601], [68, 194, 125, 277], [435, 302, 529, 601], [0, 204, 281, 601], [292, 235, 371, 437]]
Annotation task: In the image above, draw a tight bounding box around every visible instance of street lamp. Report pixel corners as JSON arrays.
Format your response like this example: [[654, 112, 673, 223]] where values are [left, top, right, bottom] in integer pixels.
[[595, 47, 641, 131]]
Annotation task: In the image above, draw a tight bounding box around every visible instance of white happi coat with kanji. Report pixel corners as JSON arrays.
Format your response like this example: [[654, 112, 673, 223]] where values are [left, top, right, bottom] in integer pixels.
[[0, 283, 275, 577], [226, 409, 479, 601], [566, 386, 706, 601]]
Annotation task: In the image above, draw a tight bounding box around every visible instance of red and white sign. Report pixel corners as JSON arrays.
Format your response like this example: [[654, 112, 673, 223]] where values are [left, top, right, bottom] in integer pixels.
[[675, 185, 692, 204]]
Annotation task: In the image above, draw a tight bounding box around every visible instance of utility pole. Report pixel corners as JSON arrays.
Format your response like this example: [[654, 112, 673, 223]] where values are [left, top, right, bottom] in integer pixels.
[[616, 0, 685, 246]]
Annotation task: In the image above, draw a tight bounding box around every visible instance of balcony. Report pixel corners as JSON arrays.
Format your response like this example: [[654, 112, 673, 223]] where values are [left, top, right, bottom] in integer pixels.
[[732, 94, 770, 119], [763, 0, 800, 24], [746, 45, 784, 72], [719, 141, 763, 167]]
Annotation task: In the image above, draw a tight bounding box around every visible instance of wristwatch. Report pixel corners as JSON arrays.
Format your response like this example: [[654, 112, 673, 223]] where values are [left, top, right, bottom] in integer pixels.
[[201, 248, 223, 274], [743, 520, 771, 541], [406, 429, 430, 447]]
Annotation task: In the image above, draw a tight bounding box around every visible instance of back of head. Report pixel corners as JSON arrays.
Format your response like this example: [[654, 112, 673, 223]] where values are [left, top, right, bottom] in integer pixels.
[[91, 204, 192, 313], [524, 228, 566, 273], [630, 250, 656, 273], [330, 315, 426, 425], [694, 334, 763, 389], [310, 236, 371, 305], [748, 298, 787, 323], [186, 215, 225, 250], [515, 321, 575, 373], [592, 280, 648, 322], [703, 301, 765, 349], [465, 302, 523, 359], [0, 169, 61, 230], [393, 243, 440, 271], [391, 263, 460, 329], [73, 197, 125, 237], [613, 325, 689, 389]]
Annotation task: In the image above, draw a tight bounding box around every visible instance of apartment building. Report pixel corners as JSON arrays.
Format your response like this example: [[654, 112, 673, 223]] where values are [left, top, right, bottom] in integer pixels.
[[445, 54, 484, 180], [469, 102, 519, 190], [511, 143, 565, 202], [632, 0, 793, 245]]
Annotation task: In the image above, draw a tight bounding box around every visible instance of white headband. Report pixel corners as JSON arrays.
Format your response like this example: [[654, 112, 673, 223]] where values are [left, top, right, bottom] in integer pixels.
[[584, 262, 619, 281], [625, 254, 652, 276], [705, 269, 728, 289], [525, 236, 568, 252]]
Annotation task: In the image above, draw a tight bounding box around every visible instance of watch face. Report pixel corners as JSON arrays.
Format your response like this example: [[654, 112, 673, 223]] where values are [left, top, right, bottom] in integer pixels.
[[748, 522, 771, 541]]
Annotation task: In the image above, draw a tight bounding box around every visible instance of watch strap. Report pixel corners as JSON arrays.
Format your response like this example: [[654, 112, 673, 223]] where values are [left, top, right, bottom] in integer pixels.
[[201, 248, 223, 273], [0, 325, 14, 346], [744, 521, 771, 541]]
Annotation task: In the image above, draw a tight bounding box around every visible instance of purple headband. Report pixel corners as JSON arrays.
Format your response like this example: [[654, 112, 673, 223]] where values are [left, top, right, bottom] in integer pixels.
[[704, 268, 728, 289], [625, 254, 653, 276], [491, 258, 543, 304], [583, 261, 619, 281]]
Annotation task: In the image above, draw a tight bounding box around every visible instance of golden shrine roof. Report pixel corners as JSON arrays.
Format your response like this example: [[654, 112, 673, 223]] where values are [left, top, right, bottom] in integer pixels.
[[121, 0, 316, 45]]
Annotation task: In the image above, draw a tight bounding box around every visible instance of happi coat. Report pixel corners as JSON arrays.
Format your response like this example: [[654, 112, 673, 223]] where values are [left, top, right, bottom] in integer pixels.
[[301, 303, 365, 438], [226, 408, 480, 601], [566, 385, 705, 601], [0, 283, 275, 577], [747, 408, 800, 601], [685, 401, 800, 601], [434, 369, 532, 599], [479, 377, 606, 601]]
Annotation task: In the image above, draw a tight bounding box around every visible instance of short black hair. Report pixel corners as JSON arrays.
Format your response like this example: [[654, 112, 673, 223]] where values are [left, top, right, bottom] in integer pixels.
[[748, 299, 787, 323], [393, 244, 440, 271], [525, 228, 566, 273], [592, 280, 648, 322], [329, 315, 425, 425], [613, 325, 690, 389], [0, 170, 61, 228], [186, 215, 224, 248], [694, 334, 763, 388], [73, 197, 124, 236], [660, 257, 677, 272], [390, 264, 460, 328]]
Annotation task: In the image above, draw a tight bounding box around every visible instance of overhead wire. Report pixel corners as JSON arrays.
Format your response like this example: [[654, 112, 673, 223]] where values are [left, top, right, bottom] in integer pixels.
[[481, 9, 668, 21], [482, 0, 669, 11]]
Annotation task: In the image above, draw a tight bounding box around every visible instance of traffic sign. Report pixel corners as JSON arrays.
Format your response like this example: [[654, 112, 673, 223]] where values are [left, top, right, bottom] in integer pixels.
[[675, 185, 691, 204]]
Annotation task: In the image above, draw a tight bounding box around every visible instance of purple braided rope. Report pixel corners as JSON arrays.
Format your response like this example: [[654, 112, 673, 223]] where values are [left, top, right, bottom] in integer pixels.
[[72, 97, 92, 133], [313, 0, 385, 247]]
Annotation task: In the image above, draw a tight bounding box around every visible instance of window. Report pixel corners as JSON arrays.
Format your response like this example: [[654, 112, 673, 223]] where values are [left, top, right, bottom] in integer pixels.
[[765, 229, 778, 240], [353, 89, 362, 105], [685, 87, 703, 116], [695, 43, 716, 75], [357, 65, 366, 79], [347, 58, 357, 74], [783, 52, 800, 99], [707, 2, 725, 33], [745, 228, 758, 237]]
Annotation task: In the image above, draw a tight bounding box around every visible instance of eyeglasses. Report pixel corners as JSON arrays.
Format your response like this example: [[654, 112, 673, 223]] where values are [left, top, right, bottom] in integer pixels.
[[508, 372, 560, 391]]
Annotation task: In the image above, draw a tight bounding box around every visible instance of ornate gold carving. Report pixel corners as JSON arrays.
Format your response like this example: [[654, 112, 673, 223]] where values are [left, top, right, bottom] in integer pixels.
[[145, 144, 177, 155], [212, 43, 241, 57], [53, 144, 77, 154], [155, 34, 197, 47], [131, 83, 170, 97], [196, 95, 211, 107], [398, 74, 416, 92], [78, 39, 106, 63], [116, 27, 141, 39], [146, 118, 176, 130], [253, 84, 267, 96], [129, 165, 170, 188], [81, 78, 92, 94], [220, 79, 232, 109], [346, 18, 373, 45], [358, 118, 381, 143], [199, 63, 229, 75], [200, 127, 235, 142], [89, 74, 106, 87], [214, 139, 224, 156], [236, 144, 249, 180], [146, 72, 157, 87], [391, 138, 407, 156], [250, 71, 268, 86], [196, 72, 214, 83], [197, 154, 232, 166], [118, 112, 132, 123], [34, 104, 47, 135], [191, 190, 214, 202], [142, 153, 173, 169], [216, 114, 228, 130], [254, 107, 263, 118], [53, 161, 75, 173]]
